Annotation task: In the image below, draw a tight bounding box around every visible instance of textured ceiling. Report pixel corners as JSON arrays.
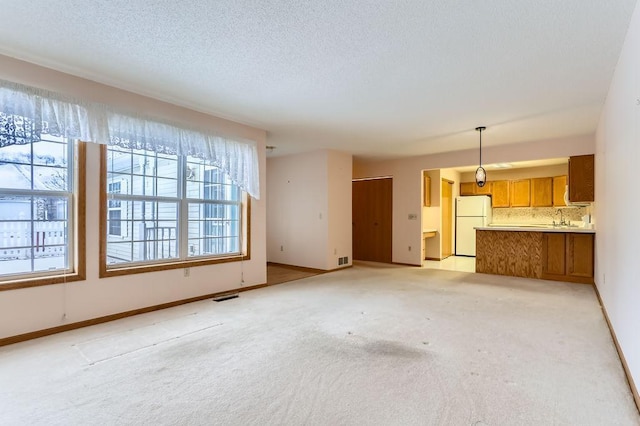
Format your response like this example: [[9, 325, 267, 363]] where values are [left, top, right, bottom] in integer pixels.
[[0, 0, 636, 159]]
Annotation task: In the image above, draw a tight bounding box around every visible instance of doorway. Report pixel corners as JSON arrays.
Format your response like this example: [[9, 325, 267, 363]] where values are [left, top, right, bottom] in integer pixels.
[[352, 178, 392, 263], [441, 179, 454, 258]]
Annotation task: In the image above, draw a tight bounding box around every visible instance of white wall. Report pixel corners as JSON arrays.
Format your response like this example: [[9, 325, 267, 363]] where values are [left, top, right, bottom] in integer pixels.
[[267, 150, 328, 269], [267, 149, 352, 270], [595, 0, 640, 395], [354, 134, 595, 265], [0, 56, 268, 339], [326, 150, 353, 268]]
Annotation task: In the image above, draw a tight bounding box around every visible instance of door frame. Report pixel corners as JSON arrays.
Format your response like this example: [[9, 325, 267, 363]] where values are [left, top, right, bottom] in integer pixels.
[[441, 178, 454, 259]]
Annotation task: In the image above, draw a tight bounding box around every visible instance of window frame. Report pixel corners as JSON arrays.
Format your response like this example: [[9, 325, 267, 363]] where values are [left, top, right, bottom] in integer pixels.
[[98, 145, 250, 278], [0, 141, 86, 291]]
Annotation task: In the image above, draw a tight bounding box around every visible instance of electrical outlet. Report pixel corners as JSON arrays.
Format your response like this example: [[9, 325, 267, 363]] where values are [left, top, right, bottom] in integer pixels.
[[184, 267, 190, 277], [408, 213, 417, 220], [334, 248, 337, 255], [280, 245, 284, 251], [408, 246, 412, 251]]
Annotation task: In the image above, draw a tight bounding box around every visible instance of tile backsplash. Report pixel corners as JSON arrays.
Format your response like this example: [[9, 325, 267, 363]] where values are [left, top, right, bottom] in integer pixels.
[[492, 206, 590, 225]]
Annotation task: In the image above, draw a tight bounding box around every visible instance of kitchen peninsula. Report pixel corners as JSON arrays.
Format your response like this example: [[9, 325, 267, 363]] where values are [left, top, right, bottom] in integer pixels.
[[475, 225, 595, 284]]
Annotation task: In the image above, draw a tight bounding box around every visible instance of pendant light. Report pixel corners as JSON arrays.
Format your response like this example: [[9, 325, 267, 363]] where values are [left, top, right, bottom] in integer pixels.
[[475, 126, 487, 187]]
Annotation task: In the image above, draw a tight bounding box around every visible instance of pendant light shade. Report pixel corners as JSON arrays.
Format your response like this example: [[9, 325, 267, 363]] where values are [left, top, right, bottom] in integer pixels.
[[475, 126, 487, 187]]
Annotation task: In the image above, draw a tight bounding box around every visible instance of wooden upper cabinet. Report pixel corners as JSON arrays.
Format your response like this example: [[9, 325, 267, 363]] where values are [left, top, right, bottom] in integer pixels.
[[491, 180, 510, 207], [423, 173, 431, 207], [460, 182, 476, 196], [531, 177, 553, 207], [510, 179, 531, 207], [475, 181, 492, 195], [553, 175, 567, 207], [569, 154, 594, 202]]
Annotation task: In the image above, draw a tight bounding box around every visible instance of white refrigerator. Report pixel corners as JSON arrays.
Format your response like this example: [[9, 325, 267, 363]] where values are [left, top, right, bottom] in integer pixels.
[[455, 195, 492, 256]]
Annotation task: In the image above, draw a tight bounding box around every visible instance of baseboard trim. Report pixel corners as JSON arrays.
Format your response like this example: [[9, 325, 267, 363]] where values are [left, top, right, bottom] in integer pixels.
[[424, 257, 440, 261], [327, 265, 353, 272], [0, 283, 267, 348], [267, 262, 329, 274], [593, 284, 640, 414], [392, 262, 422, 267]]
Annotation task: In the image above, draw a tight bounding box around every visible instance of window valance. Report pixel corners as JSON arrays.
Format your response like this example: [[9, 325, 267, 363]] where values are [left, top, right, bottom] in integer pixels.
[[0, 79, 260, 199]]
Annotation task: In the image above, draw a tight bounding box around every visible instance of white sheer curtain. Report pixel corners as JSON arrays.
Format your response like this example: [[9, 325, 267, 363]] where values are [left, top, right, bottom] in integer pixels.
[[0, 79, 260, 199], [107, 113, 260, 198]]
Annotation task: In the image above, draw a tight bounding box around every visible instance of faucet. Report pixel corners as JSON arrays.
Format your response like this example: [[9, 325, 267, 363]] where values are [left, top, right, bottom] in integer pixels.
[[555, 209, 566, 226]]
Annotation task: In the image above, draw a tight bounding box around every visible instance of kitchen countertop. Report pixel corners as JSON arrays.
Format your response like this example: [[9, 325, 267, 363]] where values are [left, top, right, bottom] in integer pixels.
[[423, 228, 437, 238], [476, 224, 596, 234]]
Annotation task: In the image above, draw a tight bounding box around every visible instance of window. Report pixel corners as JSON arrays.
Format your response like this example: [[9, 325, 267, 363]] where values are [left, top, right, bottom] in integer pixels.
[[0, 133, 85, 288], [101, 145, 247, 276]]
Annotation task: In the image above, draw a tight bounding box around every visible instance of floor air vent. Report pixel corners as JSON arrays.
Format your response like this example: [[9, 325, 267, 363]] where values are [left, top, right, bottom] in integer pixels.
[[213, 293, 239, 302]]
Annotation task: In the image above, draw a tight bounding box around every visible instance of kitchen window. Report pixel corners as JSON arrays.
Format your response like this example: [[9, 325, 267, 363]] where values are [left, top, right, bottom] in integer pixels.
[[100, 144, 248, 277]]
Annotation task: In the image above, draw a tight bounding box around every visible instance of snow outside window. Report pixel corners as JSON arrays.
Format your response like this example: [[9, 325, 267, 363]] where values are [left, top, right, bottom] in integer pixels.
[[0, 135, 76, 282]]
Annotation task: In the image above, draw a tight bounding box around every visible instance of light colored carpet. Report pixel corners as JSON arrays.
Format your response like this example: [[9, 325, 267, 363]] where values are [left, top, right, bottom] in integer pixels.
[[1, 264, 638, 425]]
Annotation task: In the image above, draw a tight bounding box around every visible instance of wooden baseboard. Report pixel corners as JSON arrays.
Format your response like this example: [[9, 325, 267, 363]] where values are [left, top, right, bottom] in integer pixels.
[[327, 265, 353, 272], [0, 283, 267, 347], [392, 262, 422, 267], [593, 284, 640, 414], [424, 257, 440, 261], [267, 262, 329, 274]]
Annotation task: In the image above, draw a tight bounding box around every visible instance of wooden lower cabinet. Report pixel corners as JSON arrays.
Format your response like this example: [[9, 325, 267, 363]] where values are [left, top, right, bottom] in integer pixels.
[[566, 233, 595, 280], [542, 233, 566, 277], [476, 231, 543, 278], [477, 230, 594, 284], [542, 232, 594, 283]]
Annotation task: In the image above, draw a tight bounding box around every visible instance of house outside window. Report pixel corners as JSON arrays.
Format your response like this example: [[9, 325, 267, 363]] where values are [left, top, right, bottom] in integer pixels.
[[0, 129, 84, 287], [107, 181, 122, 236], [102, 144, 245, 275]]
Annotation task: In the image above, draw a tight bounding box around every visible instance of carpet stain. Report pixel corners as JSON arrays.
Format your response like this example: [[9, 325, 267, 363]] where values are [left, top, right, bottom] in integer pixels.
[[359, 340, 427, 359], [315, 333, 428, 360]]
